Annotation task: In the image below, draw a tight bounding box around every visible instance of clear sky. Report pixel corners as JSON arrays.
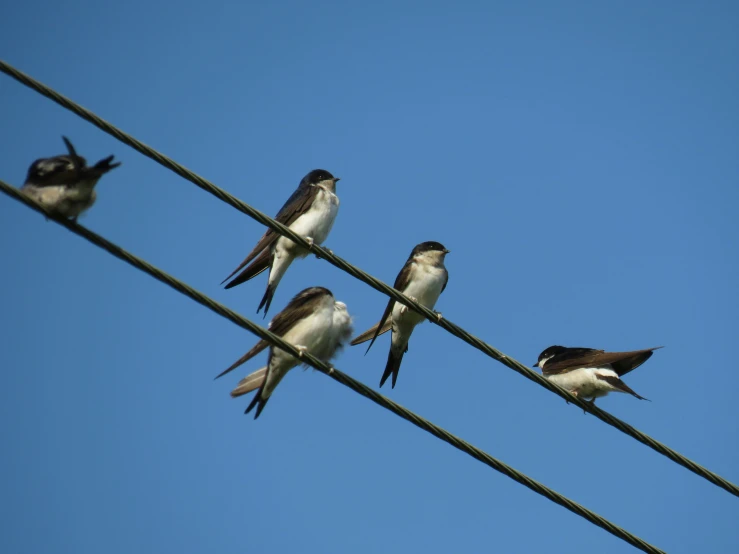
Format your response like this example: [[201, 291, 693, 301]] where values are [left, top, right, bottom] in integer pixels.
[[1, 1, 737, 553]]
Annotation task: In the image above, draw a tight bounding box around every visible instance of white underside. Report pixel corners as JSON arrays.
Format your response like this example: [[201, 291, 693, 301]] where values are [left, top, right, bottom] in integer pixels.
[[324, 302, 354, 360], [390, 259, 446, 354], [269, 186, 339, 287], [22, 183, 97, 218], [261, 295, 351, 399], [235, 302, 353, 398], [546, 366, 623, 400]]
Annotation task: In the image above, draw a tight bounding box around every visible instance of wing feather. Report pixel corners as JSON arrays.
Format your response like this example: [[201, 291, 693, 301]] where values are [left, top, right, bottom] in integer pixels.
[[358, 258, 415, 354], [222, 184, 319, 285], [543, 347, 663, 376]]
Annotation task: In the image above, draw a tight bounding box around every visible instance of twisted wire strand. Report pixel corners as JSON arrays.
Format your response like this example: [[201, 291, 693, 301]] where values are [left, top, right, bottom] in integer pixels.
[[2, 59, 737, 499], [0, 180, 665, 553]]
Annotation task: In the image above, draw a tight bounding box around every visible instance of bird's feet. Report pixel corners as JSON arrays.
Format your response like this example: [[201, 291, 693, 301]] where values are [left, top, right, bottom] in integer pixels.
[[399, 296, 419, 315], [304, 236, 315, 249], [295, 345, 308, 358], [435, 311, 443, 322]]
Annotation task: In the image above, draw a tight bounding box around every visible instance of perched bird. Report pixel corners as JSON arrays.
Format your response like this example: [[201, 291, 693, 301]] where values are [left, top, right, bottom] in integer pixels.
[[222, 169, 341, 317], [21, 136, 120, 221], [533, 345, 662, 405], [216, 286, 353, 419], [351, 241, 450, 388]]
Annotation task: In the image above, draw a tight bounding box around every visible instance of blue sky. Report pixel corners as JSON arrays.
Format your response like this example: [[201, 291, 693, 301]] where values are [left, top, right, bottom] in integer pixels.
[[1, 1, 738, 552]]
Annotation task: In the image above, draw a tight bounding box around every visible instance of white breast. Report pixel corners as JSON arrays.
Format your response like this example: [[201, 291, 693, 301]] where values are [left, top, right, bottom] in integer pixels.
[[285, 186, 339, 253], [23, 185, 66, 208], [311, 302, 353, 362], [261, 298, 335, 399], [22, 184, 96, 218], [392, 262, 446, 330]]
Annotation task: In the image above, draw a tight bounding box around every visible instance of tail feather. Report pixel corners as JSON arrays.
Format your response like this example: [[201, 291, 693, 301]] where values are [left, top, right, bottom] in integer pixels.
[[245, 392, 269, 419], [599, 375, 650, 401], [91, 154, 121, 174], [379, 349, 405, 389], [350, 319, 393, 346], [230, 367, 267, 398], [223, 248, 271, 289], [257, 283, 276, 317]]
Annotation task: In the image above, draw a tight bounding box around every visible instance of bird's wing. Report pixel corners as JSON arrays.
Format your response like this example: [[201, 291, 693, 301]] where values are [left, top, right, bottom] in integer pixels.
[[221, 184, 319, 284]]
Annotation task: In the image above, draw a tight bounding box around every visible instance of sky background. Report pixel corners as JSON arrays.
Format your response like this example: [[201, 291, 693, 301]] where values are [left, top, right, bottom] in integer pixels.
[[1, 1, 738, 552]]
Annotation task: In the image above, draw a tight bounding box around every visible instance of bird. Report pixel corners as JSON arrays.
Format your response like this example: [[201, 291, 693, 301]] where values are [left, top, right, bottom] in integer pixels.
[[20, 136, 120, 221], [533, 345, 662, 405], [221, 169, 341, 317], [216, 286, 353, 419], [350, 241, 449, 388]]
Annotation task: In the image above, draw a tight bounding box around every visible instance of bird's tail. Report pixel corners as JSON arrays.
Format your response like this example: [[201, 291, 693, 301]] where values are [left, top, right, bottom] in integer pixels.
[[257, 283, 276, 318], [254, 248, 294, 317], [230, 367, 267, 398], [601, 375, 650, 401], [245, 390, 269, 419], [350, 319, 392, 346], [91, 155, 122, 176], [379, 349, 405, 389]]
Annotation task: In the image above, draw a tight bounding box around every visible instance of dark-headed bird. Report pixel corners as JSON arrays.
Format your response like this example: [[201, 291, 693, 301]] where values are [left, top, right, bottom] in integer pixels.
[[350, 241, 450, 388], [222, 169, 341, 317], [216, 287, 353, 419], [21, 136, 120, 221], [533, 345, 662, 405]]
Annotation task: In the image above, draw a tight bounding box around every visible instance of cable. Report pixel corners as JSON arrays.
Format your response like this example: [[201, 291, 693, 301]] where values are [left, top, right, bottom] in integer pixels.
[[2, 59, 737, 500], [0, 180, 665, 553]]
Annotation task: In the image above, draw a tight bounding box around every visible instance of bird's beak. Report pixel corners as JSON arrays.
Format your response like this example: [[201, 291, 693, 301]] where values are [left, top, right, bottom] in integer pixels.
[[443, 248, 451, 254], [532, 362, 539, 368], [334, 177, 341, 183]]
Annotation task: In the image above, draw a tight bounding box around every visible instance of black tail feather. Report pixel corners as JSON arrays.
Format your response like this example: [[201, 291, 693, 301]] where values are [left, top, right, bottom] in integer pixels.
[[93, 154, 122, 172], [257, 283, 276, 318], [379, 349, 405, 389], [245, 393, 269, 419]]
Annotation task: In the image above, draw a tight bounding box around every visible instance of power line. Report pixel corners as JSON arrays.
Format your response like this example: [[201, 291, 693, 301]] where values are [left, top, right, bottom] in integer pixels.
[[0, 180, 665, 554], [2, 59, 737, 500]]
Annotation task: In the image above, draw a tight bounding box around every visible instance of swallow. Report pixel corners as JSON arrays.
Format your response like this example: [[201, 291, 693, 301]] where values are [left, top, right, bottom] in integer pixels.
[[533, 345, 663, 406], [222, 169, 341, 317], [216, 286, 353, 419], [350, 241, 450, 388], [20, 136, 120, 221]]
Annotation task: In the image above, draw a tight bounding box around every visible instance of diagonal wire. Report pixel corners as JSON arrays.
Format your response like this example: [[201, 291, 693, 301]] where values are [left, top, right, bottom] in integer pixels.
[[0, 180, 665, 554], [2, 59, 737, 500]]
